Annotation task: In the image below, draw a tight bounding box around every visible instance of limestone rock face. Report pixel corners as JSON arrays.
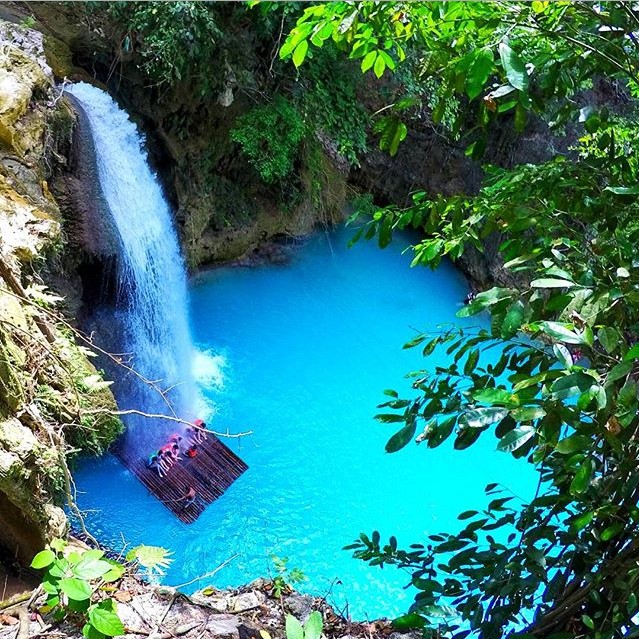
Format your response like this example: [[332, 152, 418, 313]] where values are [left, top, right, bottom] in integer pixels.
[[21, 2, 350, 269], [0, 18, 122, 567], [0, 173, 59, 261], [0, 24, 52, 158]]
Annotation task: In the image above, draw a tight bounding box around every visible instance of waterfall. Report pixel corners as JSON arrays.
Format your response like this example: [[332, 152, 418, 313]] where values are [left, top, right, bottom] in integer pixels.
[[66, 82, 196, 438]]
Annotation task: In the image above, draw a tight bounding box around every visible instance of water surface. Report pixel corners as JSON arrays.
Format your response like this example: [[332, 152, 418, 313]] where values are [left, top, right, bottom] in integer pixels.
[[73, 228, 533, 619]]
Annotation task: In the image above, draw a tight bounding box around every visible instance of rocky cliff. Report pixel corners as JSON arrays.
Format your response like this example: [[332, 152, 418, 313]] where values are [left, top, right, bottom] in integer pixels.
[[16, 1, 569, 289], [13, 2, 349, 269], [0, 20, 121, 567]]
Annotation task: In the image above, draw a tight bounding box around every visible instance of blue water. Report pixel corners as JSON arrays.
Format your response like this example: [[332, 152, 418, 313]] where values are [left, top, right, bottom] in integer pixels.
[[73, 228, 533, 619]]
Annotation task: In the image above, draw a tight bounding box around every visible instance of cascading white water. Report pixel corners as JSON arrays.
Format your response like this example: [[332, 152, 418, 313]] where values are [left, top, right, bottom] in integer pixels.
[[66, 82, 196, 432]]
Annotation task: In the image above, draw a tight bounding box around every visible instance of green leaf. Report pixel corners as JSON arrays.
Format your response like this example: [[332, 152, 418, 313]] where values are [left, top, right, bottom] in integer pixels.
[[375, 413, 406, 423], [501, 300, 525, 338], [285, 615, 305, 639], [598, 327, 619, 354], [553, 344, 573, 368], [473, 388, 519, 407], [31, 549, 56, 570], [593, 384, 607, 410], [454, 427, 482, 450], [386, 421, 417, 453], [555, 434, 591, 454], [48, 559, 68, 578], [278, 39, 295, 60], [101, 561, 125, 584], [488, 84, 517, 100], [466, 48, 494, 100], [570, 458, 594, 495], [569, 510, 594, 532], [49, 539, 67, 553], [88, 602, 125, 637], [422, 605, 457, 619], [83, 623, 105, 639], [551, 372, 595, 400], [457, 287, 513, 317], [73, 557, 113, 581], [600, 521, 625, 542], [464, 348, 479, 376], [379, 50, 396, 71], [499, 42, 528, 90], [59, 578, 92, 601], [125, 546, 172, 574], [623, 343, 639, 361], [530, 278, 575, 288], [392, 613, 426, 630], [497, 425, 535, 452], [361, 50, 376, 73], [292, 40, 309, 68], [311, 21, 333, 46], [373, 53, 386, 78], [510, 406, 546, 422], [303, 611, 323, 639], [531, 321, 584, 344], [459, 407, 509, 429], [607, 361, 633, 384], [375, 115, 407, 156], [605, 185, 639, 195]]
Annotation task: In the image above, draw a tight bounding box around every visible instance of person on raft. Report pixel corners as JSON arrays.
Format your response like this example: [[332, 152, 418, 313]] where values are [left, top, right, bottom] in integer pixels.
[[186, 443, 198, 458], [182, 487, 197, 510], [159, 445, 177, 469], [147, 451, 169, 477], [169, 433, 184, 447], [187, 419, 208, 444]]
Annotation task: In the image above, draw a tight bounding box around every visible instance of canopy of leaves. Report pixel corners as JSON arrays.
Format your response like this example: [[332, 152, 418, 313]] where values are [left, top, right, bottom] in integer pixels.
[[281, 1, 639, 156]]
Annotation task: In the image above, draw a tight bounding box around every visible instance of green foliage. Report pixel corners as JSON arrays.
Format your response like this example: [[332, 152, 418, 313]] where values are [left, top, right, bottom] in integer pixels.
[[230, 95, 306, 184], [285, 611, 323, 639], [125, 545, 173, 577], [270, 555, 306, 598], [281, 2, 639, 152], [347, 130, 639, 635], [33, 332, 123, 457], [19, 15, 36, 29], [30, 539, 126, 639], [295, 47, 368, 166], [107, 2, 221, 91]]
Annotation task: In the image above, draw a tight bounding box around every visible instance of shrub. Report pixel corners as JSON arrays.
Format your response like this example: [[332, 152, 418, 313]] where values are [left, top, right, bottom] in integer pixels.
[[230, 95, 306, 184], [107, 2, 221, 91]]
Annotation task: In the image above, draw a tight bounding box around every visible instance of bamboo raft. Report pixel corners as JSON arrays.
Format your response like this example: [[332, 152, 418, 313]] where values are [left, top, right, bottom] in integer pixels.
[[112, 434, 248, 524]]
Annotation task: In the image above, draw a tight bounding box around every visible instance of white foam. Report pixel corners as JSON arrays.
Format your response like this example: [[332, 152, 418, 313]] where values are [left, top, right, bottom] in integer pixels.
[[192, 349, 226, 391]]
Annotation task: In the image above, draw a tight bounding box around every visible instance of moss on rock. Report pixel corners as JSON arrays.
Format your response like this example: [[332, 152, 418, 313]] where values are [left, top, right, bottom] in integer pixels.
[[0, 17, 123, 565]]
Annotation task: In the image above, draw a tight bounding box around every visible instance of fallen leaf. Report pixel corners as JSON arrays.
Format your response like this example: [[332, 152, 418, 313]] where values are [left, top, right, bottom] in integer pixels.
[[0, 614, 19, 625], [114, 591, 132, 603]]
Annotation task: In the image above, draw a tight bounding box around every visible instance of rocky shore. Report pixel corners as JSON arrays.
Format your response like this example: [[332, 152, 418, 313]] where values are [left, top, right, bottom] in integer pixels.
[[0, 564, 405, 639]]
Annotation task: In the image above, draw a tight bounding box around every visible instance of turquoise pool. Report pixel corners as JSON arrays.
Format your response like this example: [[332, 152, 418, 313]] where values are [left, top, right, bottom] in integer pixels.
[[72, 227, 533, 619]]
